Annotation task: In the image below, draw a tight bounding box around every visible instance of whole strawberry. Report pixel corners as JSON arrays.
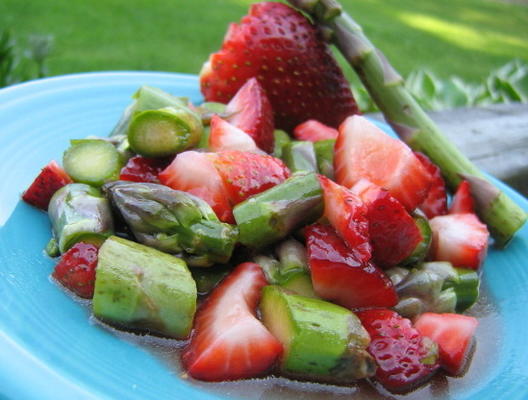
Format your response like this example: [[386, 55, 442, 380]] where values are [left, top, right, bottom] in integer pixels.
[[200, 2, 359, 132]]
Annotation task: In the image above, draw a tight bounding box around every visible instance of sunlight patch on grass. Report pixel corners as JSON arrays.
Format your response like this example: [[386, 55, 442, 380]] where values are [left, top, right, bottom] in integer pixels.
[[397, 12, 528, 57]]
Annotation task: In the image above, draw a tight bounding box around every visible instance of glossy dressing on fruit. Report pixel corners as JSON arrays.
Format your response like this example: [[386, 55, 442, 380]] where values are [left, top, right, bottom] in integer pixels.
[[91, 284, 500, 400]]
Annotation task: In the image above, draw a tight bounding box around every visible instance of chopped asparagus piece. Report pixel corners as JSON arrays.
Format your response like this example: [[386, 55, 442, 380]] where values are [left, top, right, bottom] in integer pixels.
[[104, 181, 238, 267], [128, 105, 202, 157], [93, 236, 196, 339], [253, 254, 282, 284], [314, 139, 335, 179], [275, 238, 308, 276], [63, 139, 122, 187], [48, 183, 114, 253], [280, 271, 317, 298], [282, 141, 319, 173], [109, 85, 189, 138], [260, 285, 375, 382], [400, 215, 432, 266], [443, 267, 480, 312], [233, 172, 323, 249], [272, 129, 292, 159]]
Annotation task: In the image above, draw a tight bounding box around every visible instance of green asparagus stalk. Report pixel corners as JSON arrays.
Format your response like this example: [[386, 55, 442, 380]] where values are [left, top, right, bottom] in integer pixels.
[[63, 139, 122, 187], [104, 181, 238, 267], [128, 105, 202, 157], [313, 139, 335, 179], [275, 238, 308, 276], [109, 85, 189, 138], [287, 0, 527, 246], [233, 172, 323, 249], [48, 183, 114, 253], [273, 129, 292, 159], [282, 141, 319, 174]]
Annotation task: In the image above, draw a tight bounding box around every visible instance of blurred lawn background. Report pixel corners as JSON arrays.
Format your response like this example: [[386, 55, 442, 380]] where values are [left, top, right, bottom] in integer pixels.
[[1, 0, 527, 83]]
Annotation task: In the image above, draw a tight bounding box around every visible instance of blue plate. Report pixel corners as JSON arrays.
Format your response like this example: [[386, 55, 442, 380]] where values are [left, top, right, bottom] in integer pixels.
[[0, 72, 527, 400]]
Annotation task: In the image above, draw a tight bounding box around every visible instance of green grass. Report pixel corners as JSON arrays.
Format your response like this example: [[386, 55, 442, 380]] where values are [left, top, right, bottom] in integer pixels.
[[1, 0, 527, 84]]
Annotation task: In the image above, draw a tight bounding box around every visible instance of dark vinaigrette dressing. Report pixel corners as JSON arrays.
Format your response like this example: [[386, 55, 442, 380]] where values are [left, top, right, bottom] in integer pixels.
[[89, 283, 501, 400]]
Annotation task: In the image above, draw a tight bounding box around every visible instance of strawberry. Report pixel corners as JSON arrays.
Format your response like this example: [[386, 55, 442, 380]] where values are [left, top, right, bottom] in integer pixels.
[[182, 262, 282, 381], [212, 151, 290, 205], [449, 180, 474, 214], [119, 155, 170, 183], [293, 120, 338, 142], [306, 223, 397, 310], [351, 179, 423, 268], [22, 160, 72, 210], [209, 115, 265, 154], [200, 2, 359, 132], [414, 151, 448, 218], [429, 213, 489, 270], [414, 313, 478, 376], [318, 175, 371, 263], [159, 151, 233, 223], [357, 309, 439, 393], [334, 115, 432, 212], [159, 150, 290, 223], [224, 77, 274, 152], [52, 242, 99, 299]]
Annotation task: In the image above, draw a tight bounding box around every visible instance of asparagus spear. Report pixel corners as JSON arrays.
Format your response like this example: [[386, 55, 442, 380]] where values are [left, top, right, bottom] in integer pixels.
[[313, 139, 335, 179], [128, 105, 202, 157], [287, 0, 527, 246], [48, 183, 114, 253], [233, 172, 323, 249], [104, 181, 238, 267], [272, 129, 292, 159], [109, 85, 189, 138], [282, 141, 319, 174]]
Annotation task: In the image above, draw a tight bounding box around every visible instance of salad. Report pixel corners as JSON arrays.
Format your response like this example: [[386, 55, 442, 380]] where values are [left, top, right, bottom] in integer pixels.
[[19, 1, 526, 398]]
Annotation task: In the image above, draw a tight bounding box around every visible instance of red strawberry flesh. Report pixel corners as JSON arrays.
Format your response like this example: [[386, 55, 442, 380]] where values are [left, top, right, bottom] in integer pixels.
[[225, 77, 274, 152], [334, 115, 432, 211], [209, 115, 264, 154], [119, 155, 170, 183], [52, 242, 99, 299], [182, 262, 282, 381], [429, 213, 489, 270], [414, 312, 478, 376], [306, 223, 397, 310], [414, 151, 448, 218], [212, 150, 290, 205], [351, 179, 423, 268], [293, 119, 338, 142], [318, 175, 371, 263], [449, 180, 475, 214], [22, 160, 72, 210], [357, 309, 439, 393]]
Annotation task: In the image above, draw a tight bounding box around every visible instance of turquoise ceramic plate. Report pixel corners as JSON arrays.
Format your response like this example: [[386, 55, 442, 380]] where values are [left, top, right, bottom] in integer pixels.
[[0, 72, 527, 400]]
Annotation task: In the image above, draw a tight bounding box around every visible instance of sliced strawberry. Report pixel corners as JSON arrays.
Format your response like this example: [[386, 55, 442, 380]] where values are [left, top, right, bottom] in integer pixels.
[[414, 152, 448, 218], [357, 309, 439, 393], [334, 115, 432, 211], [293, 120, 338, 142], [449, 180, 475, 214], [119, 155, 170, 183], [212, 150, 290, 206], [429, 213, 489, 270], [22, 160, 72, 210], [224, 77, 274, 153], [414, 313, 478, 376], [318, 175, 371, 263], [351, 179, 423, 268], [159, 151, 233, 223], [200, 2, 359, 132], [52, 242, 99, 299], [306, 223, 397, 310], [209, 115, 265, 154], [182, 262, 282, 381]]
